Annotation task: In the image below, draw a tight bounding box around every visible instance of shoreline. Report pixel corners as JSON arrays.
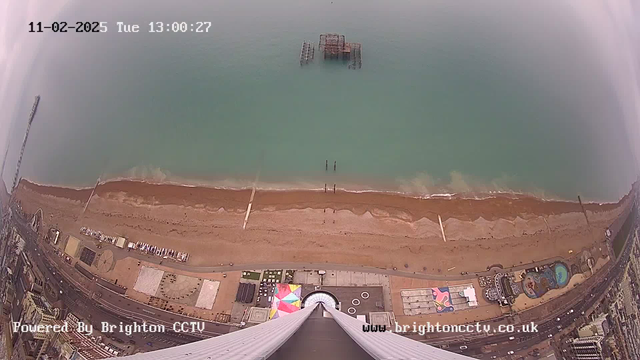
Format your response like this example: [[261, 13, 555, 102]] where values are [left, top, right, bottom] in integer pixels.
[[20, 176, 628, 203], [13, 177, 632, 272], [17, 178, 631, 223], [20, 172, 622, 204]]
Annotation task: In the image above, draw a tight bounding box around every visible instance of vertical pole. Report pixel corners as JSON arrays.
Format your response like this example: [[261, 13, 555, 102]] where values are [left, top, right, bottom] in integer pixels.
[[438, 215, 447, 242], [333, 184, 336, 194], [83, 177, 101, 215], [326, 160, 328, 171], [334, 161, 336, 172], [0, 141, 9, 180]]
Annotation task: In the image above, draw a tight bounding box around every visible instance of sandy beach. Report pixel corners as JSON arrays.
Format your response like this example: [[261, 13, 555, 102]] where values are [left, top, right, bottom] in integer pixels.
[[13, 179, 632, 273]]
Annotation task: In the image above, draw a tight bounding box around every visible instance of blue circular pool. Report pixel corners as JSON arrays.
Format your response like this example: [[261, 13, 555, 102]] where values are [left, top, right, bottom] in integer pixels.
[[554, 263, 569, 287]]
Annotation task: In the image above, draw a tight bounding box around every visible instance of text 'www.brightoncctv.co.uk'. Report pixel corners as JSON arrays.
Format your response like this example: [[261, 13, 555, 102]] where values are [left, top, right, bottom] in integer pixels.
[[363, 322, 539, 336]]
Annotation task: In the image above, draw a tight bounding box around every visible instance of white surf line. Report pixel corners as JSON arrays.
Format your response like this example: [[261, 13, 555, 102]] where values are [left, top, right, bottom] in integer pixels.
[[82, 177, 100, 214], [438, 215, 447, 242]]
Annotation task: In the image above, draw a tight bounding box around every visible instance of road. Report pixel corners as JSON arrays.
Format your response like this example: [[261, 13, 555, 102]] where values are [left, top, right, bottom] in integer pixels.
[[439, 218, 637, 358], [11, 215, 234, 351], [72, 235, 568, 282], [9, 206, 638, 358]]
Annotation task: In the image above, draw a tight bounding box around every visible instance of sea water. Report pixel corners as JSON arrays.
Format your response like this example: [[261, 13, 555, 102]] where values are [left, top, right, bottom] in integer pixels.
[[2, 0, 638, 201]]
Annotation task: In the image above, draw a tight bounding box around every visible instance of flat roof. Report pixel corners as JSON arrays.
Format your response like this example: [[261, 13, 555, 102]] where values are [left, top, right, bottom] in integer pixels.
[[268, 305, 373, 360], [29, 293, 52, 316]]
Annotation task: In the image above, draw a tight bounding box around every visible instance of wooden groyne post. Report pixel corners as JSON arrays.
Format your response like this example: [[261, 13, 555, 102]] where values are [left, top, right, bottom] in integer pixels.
[[83, 177, 101, 215], [438, 215, 447, 242], [577, 195, 591, 227]]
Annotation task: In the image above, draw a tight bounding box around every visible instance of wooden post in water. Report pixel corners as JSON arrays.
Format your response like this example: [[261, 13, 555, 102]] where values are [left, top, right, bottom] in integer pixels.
[[324, 183, 327, 193], [326, 160, 328, 171], [334, 161, 336, 172], [333, 184, 336, 194]]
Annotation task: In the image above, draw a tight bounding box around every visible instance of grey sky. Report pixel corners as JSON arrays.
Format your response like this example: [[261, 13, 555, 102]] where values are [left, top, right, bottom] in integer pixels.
[[0, 0, 67, 152]]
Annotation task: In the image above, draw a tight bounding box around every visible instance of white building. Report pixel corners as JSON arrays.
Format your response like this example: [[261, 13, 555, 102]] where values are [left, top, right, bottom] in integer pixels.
[[578, 313, 609, 337], [571, 336, 604, 360], [108, 303, 475, 360]]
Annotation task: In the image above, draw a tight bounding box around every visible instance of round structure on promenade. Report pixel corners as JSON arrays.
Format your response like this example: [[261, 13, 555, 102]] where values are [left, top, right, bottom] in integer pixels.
[[554, 262, 570, 287], [303, 291, 338, 309]]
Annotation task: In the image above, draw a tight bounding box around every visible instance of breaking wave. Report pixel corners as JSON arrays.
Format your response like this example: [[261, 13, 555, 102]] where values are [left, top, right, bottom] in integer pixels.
[[87, 165, 573, 202]]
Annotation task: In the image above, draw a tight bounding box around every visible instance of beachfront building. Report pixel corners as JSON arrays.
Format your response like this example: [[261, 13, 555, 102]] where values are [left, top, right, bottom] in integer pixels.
[[401, 285, 479, 315], [483, 272, 519, 306], [22, 291, 55, 331], [112, 302, 473, 360], [570, 336, 605, 360], [578, 313, 609, 338], [17, 291, 56, 359]]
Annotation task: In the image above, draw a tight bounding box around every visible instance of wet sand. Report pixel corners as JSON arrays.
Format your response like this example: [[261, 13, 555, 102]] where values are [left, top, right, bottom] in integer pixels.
[[14, 179, 633, 273], [20, 179, 626, 221]]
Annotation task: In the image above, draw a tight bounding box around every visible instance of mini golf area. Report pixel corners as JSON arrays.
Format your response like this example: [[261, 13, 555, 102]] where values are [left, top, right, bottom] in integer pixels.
[[522, 262, 570, 299]]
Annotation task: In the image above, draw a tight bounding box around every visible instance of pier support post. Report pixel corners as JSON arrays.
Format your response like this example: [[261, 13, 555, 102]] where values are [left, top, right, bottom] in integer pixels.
[[333, 184, 336, 194], [334, 161, 336, 172]]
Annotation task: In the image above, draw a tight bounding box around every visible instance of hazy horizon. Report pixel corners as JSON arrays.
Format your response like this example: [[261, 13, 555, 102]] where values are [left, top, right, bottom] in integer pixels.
[[1, 0, 640, 202]]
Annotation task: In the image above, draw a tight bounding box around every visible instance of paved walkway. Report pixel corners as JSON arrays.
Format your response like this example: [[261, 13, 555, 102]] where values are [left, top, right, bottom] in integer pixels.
[[75, 233, 566, 281]]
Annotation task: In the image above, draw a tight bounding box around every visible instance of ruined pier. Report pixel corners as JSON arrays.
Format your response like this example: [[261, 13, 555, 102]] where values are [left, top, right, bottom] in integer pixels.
[[297, 34, 363, 69], [299, 41, 315, 65]]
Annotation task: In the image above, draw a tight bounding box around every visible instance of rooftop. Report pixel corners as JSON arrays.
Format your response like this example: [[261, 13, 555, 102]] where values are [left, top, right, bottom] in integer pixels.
[[28, 292, 53, 316]]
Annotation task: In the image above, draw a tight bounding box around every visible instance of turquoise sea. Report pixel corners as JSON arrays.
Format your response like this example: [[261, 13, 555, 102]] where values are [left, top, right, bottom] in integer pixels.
[[3, 0, 638, 201]]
